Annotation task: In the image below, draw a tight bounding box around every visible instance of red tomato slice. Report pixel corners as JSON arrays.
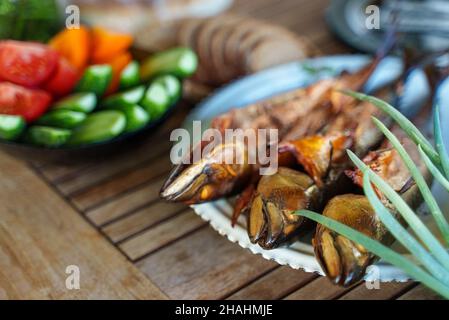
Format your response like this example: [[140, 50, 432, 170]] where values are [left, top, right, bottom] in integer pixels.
[[44, 57, 79, 97], [0, 82, 52, 122], [0, 41, 59, 87]]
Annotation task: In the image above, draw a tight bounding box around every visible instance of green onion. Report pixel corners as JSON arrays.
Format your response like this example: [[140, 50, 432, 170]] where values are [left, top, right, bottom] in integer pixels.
[[348, 150, 449, 269], [303, 91, 449, 299], [342, 90, 440, 165], [418, 145, 449, 193], [434, 104, 449, 179], [372, 117, 449, 244], [296, 210, 449, 299], [362, 171, 449, 285]]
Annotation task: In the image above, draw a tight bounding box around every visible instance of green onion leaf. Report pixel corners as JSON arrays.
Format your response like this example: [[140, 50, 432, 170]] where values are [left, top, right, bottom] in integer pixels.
[[342, 90, 440, 166], [296, 209, 449, 299], [348, 150, 449, 268], [418, 145, 449, 193], [434, 104, 449, 180], [362, 171, 449, 285], [372, 117, 449, 244]]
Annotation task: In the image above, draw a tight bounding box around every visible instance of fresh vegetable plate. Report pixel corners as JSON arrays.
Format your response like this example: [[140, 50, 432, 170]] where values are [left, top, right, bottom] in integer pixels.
[[184, 55, 448, 282], [0, 26, 198, 154]]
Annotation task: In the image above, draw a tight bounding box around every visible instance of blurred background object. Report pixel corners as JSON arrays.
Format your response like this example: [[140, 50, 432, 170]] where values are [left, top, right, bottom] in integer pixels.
[[0, 0, 319, 102], [135, 14, 319, 96], [327, 0, 449, 53], [59, 1, 318, 98], [0, 0, 62, 41], [69, 0, 234, 34]]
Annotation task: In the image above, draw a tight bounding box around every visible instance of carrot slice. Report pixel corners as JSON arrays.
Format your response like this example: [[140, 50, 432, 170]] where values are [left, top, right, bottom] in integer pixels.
[[101, 52, 133, 95], [49, 26, 91, 71], [91, 26, 133, 63]]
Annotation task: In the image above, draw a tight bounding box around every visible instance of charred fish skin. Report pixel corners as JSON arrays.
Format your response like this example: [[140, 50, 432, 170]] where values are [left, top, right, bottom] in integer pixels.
[[160, 141, 252, 204], [160, 61, 379, 205], [247, 167, 319, 248], [246, 85, 394, 250], [313, 135, 432, 287], [313, 194, 382, 287], [248, 166, 355, 249]]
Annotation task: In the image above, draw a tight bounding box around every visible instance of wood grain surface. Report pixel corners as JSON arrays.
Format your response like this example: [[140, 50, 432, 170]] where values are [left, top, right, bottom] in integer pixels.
[[0, 152, 166, 300], [0, 0, 439, 300]]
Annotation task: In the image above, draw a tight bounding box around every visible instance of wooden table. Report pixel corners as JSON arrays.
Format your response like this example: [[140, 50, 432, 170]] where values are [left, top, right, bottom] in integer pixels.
[[0, 0, 440, 300]]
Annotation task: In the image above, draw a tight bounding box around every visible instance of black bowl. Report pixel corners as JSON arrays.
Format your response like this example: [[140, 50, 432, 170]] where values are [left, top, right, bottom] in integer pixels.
[[0, 100, 179, 162]]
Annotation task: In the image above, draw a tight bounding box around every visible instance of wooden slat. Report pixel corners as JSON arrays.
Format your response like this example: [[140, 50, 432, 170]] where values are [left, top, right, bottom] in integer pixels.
[[339, 281, 415, 300], [0, 152, 166, 299], [37, 161, 93, 183], [71, 155, 172, 211], [102, 201, 187, 243], [55, 140, 171, 196], [284, 277, 354, 300], [119, 210, 206, 260], [227, 266, 317, 300], [85, 177, 166, 226], [36, 140, 160, 183], [137, 227, 276, 299], [397, 285, 443, 300]]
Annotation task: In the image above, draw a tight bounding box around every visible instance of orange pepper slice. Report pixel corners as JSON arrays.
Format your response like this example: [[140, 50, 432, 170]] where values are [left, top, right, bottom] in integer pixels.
[[49, 26, 91, 71], [91, 26, 133, 64]]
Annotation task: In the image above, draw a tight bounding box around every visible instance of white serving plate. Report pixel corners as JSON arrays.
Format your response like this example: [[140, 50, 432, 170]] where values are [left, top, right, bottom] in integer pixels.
[[183, 55, 448, 282]]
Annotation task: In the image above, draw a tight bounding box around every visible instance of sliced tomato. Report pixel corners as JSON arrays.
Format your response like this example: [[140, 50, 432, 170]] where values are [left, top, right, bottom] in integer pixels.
[[0, 41, 59, 87], [0, 82, 52, 122], [44, 57, 79, 97]]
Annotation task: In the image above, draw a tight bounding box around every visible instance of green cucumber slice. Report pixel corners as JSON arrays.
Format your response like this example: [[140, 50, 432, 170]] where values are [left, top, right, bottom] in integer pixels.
[[154, 75, 181, 104], [140, 82, 170, 119], [140, 47, 198, 81], [25, 126, 71, 147], [100, 85, 145, 109], [52, 92, 97, 113], [36, 110, 87, 129], [0, 114, 26, 140], [68, 110, 126, 145], [76, 64, 112, 97], [110, 104, 150, 133], [120, 60, 140, 89]]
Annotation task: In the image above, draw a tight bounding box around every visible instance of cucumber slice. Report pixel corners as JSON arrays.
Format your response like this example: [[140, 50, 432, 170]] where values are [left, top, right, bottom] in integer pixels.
[[100, 85, 145, 109], [154, 75, 181, 104], [36, 110, 87, 129], [76, 65, 112, 97], [52, 92, 97, 113], [109, 104, 150, 133], [140, 82, 170, 119], [140, 47, 198, 81], [68, 110, 126, 145], [120, 61, 140, 89], [25, 126, 71, 147], [0, 115, 25, 140]]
